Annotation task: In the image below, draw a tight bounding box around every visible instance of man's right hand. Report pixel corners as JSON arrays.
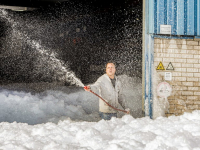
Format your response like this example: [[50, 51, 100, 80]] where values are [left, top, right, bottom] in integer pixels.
[[84, 86, 91, 92]]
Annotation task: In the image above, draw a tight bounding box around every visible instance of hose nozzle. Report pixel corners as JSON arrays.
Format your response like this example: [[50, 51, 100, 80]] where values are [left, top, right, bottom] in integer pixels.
[[84, 86, 88, 90]]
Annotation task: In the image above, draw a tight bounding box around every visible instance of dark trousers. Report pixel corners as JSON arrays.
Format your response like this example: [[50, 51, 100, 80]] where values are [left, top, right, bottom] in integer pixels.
[[99, 112, 117, 120]]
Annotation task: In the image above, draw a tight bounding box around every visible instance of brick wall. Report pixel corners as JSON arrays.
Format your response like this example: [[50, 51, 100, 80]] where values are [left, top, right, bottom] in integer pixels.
[[154, 38, 200, 116]]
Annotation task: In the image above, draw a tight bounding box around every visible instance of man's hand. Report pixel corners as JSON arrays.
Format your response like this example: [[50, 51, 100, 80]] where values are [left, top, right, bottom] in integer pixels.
[[125, 108, 130, 114], [84, 86, 91, 92]]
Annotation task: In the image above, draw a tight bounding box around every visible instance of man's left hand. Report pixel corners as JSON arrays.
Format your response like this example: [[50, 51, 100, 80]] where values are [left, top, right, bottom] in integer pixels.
[[125, 108, 130, 114]]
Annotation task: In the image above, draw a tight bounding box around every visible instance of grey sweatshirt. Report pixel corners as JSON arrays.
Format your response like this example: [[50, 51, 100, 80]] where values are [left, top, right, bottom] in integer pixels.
[[90, 74, 125, 113]]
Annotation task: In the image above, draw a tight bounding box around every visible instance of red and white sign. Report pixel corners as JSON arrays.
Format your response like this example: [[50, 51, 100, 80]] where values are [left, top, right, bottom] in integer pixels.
[[157, 82, 172, 98]]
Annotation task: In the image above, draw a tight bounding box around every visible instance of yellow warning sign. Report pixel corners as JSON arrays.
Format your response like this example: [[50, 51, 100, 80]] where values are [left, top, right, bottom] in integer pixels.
[[156, 61, 165, 70]]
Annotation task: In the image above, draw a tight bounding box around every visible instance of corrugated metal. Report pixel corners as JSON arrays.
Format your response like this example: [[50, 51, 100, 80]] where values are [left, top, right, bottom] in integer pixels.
[[197, 0, 200, 35], [149, 0, 200, 36]]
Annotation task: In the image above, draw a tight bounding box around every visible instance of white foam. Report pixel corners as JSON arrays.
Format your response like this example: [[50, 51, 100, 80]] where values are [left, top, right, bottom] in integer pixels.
[[0, 111, 199, 149]]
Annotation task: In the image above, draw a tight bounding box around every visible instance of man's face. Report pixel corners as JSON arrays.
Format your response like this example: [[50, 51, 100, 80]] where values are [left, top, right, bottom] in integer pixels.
[[106, 63, 116, 77]]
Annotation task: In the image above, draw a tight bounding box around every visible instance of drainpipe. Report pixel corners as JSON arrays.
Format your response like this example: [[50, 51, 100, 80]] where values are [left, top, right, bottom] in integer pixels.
[[142, 0, 154, 119]]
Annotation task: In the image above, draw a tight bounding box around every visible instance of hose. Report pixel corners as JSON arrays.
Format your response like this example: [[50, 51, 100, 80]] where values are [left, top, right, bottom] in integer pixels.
[[84, 86, 129, 114]]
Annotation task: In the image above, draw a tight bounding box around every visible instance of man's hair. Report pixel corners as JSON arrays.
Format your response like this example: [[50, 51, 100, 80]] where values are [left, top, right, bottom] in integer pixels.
[[105, 60, 116, 68]]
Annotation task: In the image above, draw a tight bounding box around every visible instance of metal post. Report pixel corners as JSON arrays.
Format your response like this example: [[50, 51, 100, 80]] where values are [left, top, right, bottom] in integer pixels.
[[143, 0, 154, 119]]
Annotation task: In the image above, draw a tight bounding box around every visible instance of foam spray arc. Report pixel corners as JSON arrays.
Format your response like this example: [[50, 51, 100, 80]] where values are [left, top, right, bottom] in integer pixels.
[[0, 9, 84, 87]]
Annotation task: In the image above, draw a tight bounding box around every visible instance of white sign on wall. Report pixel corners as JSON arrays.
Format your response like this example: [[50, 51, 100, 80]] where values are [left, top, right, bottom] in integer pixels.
[[165, 72, 172, 81], [157, 82, 172, 98], [160, 25, 171, 34]]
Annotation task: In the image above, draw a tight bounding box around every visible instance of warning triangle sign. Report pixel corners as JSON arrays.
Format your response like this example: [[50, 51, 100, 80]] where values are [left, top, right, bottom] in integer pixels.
[[166, 62, 174, 70], [156, 61, 165, 70]]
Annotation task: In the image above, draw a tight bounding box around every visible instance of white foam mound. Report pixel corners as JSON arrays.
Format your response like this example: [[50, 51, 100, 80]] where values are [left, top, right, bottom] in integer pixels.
[[0, 111, 200, 149], [0, 75, 143, 124], [0, 88, 101, 124]]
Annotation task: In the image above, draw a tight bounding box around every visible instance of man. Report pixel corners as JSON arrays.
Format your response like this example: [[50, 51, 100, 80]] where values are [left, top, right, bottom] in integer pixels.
[[84, 61, 129, 120]]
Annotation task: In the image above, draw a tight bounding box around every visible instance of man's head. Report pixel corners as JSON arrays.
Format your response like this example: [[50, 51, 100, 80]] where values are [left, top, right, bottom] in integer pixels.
[[106, 61, 116, 78]]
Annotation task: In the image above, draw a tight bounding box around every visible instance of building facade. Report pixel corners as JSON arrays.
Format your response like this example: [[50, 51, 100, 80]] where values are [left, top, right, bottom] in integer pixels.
[[143, 0, 200, 118]]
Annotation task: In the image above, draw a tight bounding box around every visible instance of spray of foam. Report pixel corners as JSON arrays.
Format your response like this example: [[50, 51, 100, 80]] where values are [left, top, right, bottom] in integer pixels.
[[0, 9, 84, 87]]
